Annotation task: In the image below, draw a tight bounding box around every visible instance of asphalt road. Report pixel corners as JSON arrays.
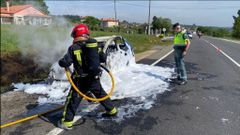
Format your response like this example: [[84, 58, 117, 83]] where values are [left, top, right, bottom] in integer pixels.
[[1, 36, 240, 135], [204, 37, 240, 64]]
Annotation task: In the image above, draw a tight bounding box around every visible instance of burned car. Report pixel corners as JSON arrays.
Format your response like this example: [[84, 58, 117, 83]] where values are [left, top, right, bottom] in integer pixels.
[[49, 36, 135, 81]]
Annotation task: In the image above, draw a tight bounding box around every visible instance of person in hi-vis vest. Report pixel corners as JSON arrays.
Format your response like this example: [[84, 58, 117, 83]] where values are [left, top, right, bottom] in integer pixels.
[[171, 23, 190, 85]]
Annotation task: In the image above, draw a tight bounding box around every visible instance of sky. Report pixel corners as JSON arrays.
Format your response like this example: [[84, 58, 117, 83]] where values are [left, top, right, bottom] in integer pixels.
[[45, 1, 240, 27]]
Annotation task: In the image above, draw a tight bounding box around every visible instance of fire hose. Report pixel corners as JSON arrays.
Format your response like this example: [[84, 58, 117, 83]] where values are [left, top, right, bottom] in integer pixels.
[[0, 65, 115, 129], [65, 65, 115, 102]]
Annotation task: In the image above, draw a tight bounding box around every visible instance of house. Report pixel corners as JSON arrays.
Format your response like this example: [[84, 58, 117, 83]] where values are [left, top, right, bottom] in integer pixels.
[[101, 18, 119, 28], [0, 2, 51, 26]]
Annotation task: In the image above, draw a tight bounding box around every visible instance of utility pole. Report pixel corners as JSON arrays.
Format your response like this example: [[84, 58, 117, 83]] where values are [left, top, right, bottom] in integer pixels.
[[147, 0, 151, 35], [114, 0, 117, 21], [114, 0, 120, 33]]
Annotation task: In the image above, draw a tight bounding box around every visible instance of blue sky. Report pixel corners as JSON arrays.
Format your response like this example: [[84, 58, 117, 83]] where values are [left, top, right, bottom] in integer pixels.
[[45, 1, 240, 27]]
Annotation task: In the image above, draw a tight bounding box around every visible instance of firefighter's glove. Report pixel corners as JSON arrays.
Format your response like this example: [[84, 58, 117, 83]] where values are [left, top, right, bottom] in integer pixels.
[[58, 59, 68, 68]]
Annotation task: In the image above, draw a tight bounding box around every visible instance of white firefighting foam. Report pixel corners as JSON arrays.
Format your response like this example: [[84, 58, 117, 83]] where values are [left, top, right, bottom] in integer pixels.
[[13, 47, 173, 121]]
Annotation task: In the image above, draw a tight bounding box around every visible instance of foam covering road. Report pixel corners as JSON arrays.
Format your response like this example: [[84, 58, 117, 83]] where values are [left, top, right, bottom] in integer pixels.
[[2, 36, 240, 135]]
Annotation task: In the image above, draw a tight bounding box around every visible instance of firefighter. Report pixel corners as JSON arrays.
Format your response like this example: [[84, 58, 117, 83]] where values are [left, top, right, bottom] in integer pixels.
[[171, 23, 190, 85], [57, 24, 118, 130]]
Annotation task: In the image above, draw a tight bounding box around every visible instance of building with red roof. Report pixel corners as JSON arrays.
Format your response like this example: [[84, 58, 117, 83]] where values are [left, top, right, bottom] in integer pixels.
[[0, 2, 51, 26], [100, 18, 119, 28]]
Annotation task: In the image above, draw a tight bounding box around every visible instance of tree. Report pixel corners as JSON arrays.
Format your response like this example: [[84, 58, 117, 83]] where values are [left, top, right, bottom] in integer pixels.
[[83, 16, 101, 31], [197, 26, 230, 38], [232, 10, 240, 39], [1, 0, 49, 14], [152, 16, 161, 30], [63, 15, 81, 24], [161, 18, 172, 33], [190, 24, 197, 31], [152, 16, 172, 33]]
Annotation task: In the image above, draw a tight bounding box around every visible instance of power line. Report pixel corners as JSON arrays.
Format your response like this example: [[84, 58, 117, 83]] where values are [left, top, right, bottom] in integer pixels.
[[118, 2, 146, 7], [117, 2, 239, 9], [48, 2, 113, 7], [49, 1, 239, 9]]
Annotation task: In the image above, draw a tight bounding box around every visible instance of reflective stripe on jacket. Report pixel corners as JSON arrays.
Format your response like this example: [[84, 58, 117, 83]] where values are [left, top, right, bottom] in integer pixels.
[[58, 38, 105, 77]]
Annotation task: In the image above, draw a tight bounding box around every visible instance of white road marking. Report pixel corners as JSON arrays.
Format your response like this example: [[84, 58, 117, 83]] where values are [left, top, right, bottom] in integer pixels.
[[151, 50, 174, 66], [46, 116, 81, 135], [46, 49, 175, 135], [215, 37, 240, 45], [203, 39, 240, 68]]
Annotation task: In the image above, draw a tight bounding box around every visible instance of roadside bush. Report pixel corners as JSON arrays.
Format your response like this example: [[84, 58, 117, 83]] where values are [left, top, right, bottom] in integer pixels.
[[232, 10, 240, 39], [158, 34, 164, 39], [197, 26, 231, 38]]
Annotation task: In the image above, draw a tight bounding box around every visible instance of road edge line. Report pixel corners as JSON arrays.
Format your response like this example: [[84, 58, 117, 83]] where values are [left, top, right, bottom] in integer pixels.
[[46, 116, 82, 135], [213, 37, 240, 45], [203, 39, 240, 68], [220, 38, 240, 44], [151, 50, 174, 66]]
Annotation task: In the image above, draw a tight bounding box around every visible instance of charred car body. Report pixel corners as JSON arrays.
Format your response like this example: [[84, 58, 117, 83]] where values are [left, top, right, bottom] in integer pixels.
[[49, 36, 135, 81]]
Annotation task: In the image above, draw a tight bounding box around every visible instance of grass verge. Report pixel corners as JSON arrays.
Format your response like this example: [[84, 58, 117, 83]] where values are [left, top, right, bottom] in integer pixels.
[[1, 24, 171, 54]]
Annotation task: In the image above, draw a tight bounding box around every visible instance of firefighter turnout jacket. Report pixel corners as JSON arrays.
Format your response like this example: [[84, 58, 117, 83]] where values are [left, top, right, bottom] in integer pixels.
[[59, 38, 105, 77]]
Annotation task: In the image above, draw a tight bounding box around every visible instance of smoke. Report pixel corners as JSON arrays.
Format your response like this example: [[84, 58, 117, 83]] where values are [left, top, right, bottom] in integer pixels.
[[1, 0, 75, 67], [13, 17, 73, 68]]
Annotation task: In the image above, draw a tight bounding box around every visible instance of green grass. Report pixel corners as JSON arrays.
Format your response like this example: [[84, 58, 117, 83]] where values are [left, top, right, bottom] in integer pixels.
[[1, 24, 171, 55], [1, 24, 71, 55], [91, 31, 171, 53], [1, 25, 19, 54]]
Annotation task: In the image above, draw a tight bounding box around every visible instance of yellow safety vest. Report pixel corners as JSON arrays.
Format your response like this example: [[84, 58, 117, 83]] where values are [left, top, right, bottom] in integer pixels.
[[174, 32, 188, 46]]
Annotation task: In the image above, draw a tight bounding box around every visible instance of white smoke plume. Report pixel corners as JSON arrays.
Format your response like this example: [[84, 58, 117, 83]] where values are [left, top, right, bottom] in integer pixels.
[[14, 17, 73, 67]]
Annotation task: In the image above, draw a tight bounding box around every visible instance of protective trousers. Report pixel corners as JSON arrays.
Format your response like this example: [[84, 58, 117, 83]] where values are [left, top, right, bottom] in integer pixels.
[[174, 46, 187, 81], [62, 76, 114, 122]]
